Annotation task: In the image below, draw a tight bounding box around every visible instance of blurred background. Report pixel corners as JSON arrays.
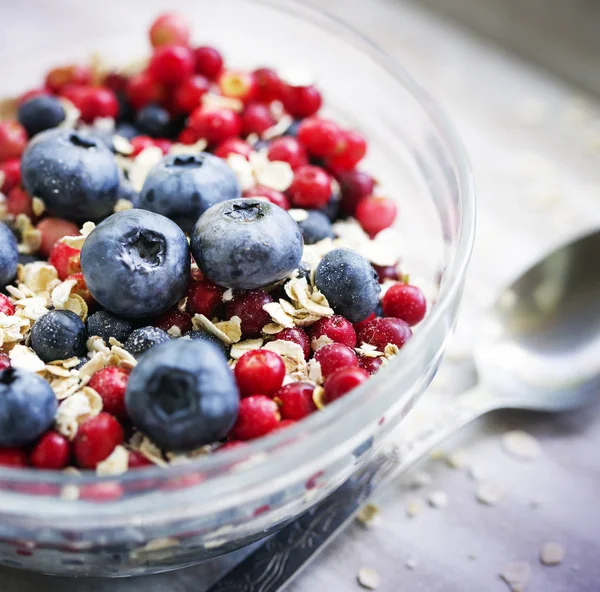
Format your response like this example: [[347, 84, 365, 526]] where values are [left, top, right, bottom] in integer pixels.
[[1, 1, 599, 591]]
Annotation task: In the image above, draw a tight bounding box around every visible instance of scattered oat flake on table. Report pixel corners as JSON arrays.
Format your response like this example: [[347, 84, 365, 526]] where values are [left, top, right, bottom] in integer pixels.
[[446, 449, 469, 469], [476, 481, 505, 506], [502, 430, 541, 461], [406, 470, 432, 489], [405, 558, 418, 570], [500, 561, 531, 592], [356, 503, 380, 528], [540, 542, 565, 566], [427, 490, 448, 509], [357, 567, 380, 590], [405, 499, 422, 518]]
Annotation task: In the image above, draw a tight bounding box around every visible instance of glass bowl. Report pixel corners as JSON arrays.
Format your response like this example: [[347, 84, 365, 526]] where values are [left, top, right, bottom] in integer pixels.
[[0, 0, 475, 576]]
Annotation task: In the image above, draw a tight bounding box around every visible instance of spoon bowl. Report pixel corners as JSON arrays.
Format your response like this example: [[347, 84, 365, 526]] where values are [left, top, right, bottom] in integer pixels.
[[475, 229, 600, 410]]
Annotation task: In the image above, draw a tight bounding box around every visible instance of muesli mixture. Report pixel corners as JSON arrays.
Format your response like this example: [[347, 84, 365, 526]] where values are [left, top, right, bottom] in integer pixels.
[[0, 13, 428, 476]]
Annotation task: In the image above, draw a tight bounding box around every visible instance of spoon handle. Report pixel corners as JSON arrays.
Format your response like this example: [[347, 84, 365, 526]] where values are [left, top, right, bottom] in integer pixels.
[[206, 386, 497, 592]]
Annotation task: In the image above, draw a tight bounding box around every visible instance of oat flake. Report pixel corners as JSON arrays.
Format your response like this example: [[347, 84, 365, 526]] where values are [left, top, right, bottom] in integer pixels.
[[502, 430, 541, 461], [540, 542, 565, 566], [357, 567, 380, 590], [96, 445, 129, 476], [405, 499, 422, 518], [406, 470, 432, 489], [356, 503, 380, 528], [476, 482, 505, 506], [230, 339, 264, 360], [427, 491, 449, 509], [405, 558, 418, 570], [55, 387, 103, 439], [32, 197, 46, 217], [500, 561, 530, 592], [9, 344, 45, 372]]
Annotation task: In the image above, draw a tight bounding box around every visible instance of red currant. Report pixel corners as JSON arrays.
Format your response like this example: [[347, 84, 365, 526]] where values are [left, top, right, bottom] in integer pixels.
[[324, 366, 368, 403], [45, 64, 91, 93], [0, 121, 27, 161], [149, 12, 191, 48], [0, 295, 15, 316], [226, 290, 273, 337], [102, 71, 128, 93], [126, 71, 165, 111], [188, 107, 242, 144], [355, 196, 397, 236], [173, 75, 210, 113], [288, 165, 332, 208], [219, 70, 259, 104], [128, 450, 153, 469], [66, 272, 94, 306], [88, 368, 130, 420], [49, 241, 81, 280], [130, 135, 156, 156], [275, 327, 310, 359], [253, 68, 283, 103], [0, 158, 21, 193], [267, 137, 308, 169], [274, 382, 316, 420], [0, 353, 11, 370], [357, 354, 383, 375], [153, 138, 172, 154], [310, 315, 357, 350], [272, 419, 296, 432], [326, 130, 367, 170], [30, 431, 70, 470], [337, 170, 375, 216], [357, 317, 412, 350], [77, 86, 119, 123], [0, 448, 28, 467], [149, 45, 195, 85], [314, 343, 358, 378], [373, 264, 400, 283], [230, 395, 280, 440], [186, 278, 224, 317], [297, 117, 343, 158], [354, 313, 376, 334], [281, 84, 322, 118], [243, 186, 290, 210], [73, 412, 124, 469], [36, 218, 80, 258], [214, 137, 252, 160], [151, 307, 192, 335], [382, 284, 427, 326], [177, 127, 198, 145], [235, 349, 286, 397], [241, 102, 275, 135], [7, 187, 33, 218], [193, 46, 224, 80]]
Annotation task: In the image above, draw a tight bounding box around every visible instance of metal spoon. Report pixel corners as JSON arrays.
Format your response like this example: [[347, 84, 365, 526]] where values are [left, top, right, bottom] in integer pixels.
[[208, 229, 600, 592]]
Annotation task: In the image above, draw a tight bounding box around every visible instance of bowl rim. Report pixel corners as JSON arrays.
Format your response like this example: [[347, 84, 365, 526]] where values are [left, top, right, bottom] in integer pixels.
[[0, 0, 476, 496]]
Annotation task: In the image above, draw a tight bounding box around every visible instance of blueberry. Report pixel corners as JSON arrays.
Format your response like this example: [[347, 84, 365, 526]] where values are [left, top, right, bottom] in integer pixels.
[[30, 309, 88, 362], [284, 119, 302, 137], [297, 210, 334, 244], [125, 339, 239, 451], [86, 310, 134, 344], [124, 326, 170, 358], [321, 191, 341, 221], [139, 152, 241, 233], [187, 330, 229, 355], [252, 139, 270, 151], [18, 253, 42, 266], [0, 222, 18, 287], [118, 176, 139, 207], [314, 248, 381, 323], [135, 105, 171, 138], [80, 209, 190, 318], [115, 122, 139, 141], [295, 260, 312, 282], [17, 95, 65, 137], [191, 198, 303, 290], [21, 129, 120, 221], [116, 92, 135, 123], [0, 368, 57, 447]]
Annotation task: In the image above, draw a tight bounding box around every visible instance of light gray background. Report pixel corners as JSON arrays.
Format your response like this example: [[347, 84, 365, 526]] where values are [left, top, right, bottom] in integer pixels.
[[1, 0, 600, 590]]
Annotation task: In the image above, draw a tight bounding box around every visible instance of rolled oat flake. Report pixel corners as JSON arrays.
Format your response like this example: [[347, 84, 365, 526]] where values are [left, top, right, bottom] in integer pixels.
[[357, 567, 381, 590], [500, 561, 531, 592], [540, 541, 565, 566]]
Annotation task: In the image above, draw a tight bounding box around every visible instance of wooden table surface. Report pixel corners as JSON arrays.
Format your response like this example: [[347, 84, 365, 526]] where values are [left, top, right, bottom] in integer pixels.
[[2, 1, 600, 591]]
